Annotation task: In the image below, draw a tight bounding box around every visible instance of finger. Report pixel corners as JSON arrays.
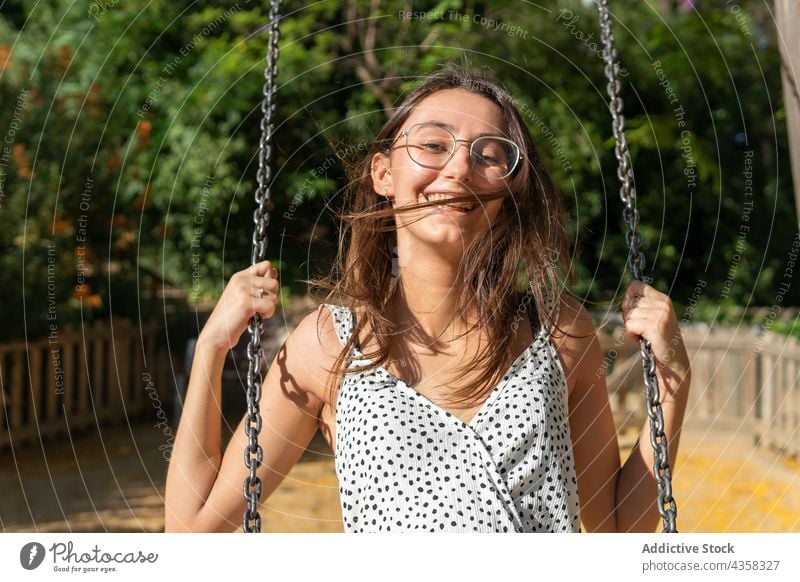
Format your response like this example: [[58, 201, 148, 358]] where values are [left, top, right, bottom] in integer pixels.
[[622, 315, 645, 339], [620, 285, 635, 312], [623, 292, 637, 311], [253, 292, 279, 316], [625, 280, 647, 301], [248, 260, 273, 276], [266, 268, 279, 284], [623, 307, 668, 338], [622, 291, 642, 313], [251, 285, 279, 299], [244, 269, 278, 296], [254, 273, 280, 292]]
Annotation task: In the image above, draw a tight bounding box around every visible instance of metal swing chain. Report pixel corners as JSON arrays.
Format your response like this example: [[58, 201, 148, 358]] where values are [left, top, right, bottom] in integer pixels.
[[595, 0, 678, 533], [243, 0, 282, 534]]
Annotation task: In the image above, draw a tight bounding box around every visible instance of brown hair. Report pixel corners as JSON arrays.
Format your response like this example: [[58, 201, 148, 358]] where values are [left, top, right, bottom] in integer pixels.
[[307, 63, 570, 408]]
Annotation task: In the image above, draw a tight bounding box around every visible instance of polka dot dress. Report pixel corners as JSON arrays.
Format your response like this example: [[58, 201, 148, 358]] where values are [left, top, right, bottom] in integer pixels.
[[324, 300, 581, 533]]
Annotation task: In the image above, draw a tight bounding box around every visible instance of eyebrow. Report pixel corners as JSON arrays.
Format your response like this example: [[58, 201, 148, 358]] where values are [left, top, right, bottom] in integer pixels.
[[418, 120, 504, 138]]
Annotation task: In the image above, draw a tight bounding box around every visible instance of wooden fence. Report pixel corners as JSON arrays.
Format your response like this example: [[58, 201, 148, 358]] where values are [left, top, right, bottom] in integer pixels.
[[0, 319, 172, 448], [2, 316, 798, 460], [601, 325, 800, 459]]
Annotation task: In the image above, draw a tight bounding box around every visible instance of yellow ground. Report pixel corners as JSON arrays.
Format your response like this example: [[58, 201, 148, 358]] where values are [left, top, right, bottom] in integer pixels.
[[661, 426, 800, 532], [1, 423, 797, 532]]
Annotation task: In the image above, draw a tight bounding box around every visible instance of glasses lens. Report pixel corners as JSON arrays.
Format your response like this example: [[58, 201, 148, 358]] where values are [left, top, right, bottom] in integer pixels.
[[403, 124, 520, 180], [405, 124, 453, 168], [471, 137, 519, 180]]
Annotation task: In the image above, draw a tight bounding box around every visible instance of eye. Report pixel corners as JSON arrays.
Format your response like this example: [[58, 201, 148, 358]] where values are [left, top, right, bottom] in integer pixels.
[[473, 152, 500, 165], [421, 140, 450, 153], [473, 139, 511, 167]]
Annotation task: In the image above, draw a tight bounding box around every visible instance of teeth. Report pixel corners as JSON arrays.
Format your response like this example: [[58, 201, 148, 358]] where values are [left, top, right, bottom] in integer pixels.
[[426, 193, 476, 212]]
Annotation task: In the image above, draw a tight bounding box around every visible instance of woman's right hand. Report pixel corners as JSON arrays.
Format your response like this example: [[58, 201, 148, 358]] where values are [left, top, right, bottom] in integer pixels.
[[197, 260, 280, 352]]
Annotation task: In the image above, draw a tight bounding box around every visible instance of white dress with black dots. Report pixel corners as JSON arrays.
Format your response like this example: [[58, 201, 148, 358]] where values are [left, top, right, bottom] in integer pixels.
[[323, 302, 582, 533]]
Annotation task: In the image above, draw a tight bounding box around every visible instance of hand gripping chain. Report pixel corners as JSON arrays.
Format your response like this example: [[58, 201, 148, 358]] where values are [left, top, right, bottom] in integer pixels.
[[595, 0, 678, 533], [243, 0, 282, 534]]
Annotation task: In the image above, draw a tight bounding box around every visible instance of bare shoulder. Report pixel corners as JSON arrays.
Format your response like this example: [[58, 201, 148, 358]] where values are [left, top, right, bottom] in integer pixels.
[[279, 304, 345, 408], [549, 294, 602, 396]]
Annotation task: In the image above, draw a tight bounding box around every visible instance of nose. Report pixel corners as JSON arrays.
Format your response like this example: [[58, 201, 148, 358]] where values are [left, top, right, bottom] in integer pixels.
[[440, 141, 473, 181]]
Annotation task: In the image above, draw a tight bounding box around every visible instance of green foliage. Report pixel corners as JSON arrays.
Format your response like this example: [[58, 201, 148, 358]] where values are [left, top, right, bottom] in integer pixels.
[[768, 317, 800, 341], [0, 0, 797, 342]]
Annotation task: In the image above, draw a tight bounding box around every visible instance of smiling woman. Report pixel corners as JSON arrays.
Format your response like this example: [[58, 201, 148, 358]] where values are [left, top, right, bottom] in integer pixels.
[[164, 64, 691, 534]]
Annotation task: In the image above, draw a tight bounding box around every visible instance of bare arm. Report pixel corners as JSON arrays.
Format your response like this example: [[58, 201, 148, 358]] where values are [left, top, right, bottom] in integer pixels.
[[555, 298, 621, 532], [164, 262, 332, 532], [556, 284, 691, 532], [614, 281, 691, 531]]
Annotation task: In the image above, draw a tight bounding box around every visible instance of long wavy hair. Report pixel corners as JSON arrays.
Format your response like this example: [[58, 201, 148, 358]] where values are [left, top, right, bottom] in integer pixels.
[[307, 64, 570, 408]]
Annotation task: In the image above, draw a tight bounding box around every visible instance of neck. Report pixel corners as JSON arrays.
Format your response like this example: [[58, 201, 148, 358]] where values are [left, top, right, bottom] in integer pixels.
[[390, 241, 474, 342]]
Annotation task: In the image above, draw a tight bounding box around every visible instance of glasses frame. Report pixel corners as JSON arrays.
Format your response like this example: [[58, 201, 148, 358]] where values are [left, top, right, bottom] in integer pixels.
[[388, 122, 523, 180]]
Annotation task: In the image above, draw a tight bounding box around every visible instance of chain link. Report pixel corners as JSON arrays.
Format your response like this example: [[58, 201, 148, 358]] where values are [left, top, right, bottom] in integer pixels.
[[241, 0, 677, 534], [595, 0, 678, 533], [243, 0, 282, 534]]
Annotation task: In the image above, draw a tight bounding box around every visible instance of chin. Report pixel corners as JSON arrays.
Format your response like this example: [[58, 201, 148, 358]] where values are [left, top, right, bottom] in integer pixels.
[[415, 229, 475, 252]]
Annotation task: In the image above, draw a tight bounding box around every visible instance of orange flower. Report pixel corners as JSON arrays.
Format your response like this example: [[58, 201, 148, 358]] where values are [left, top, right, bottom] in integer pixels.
[[52, 219, 71, 234], [106, 152, 122, 173], [12, 144, 31, 177], [137, 120, 152, 140], [74, 246, 95, 267], [112, 215, 128, 227], [87, 83, 100, 113], [113, 230, 135, 251], [133, 187, 150, 212], [73, 285, 91, 299], [59, 46, 72, 70], [0, 44, 10, 71], [136, 120, 151, 149], [87, 294, 103, 309]]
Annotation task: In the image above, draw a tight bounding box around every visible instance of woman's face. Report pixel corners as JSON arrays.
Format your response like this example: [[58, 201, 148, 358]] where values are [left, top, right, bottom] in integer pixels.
[[373, 88, 512, 251]]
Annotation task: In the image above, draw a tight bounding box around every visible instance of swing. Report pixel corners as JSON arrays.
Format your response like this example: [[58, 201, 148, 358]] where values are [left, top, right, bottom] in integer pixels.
[[240, 0, 678, 533]]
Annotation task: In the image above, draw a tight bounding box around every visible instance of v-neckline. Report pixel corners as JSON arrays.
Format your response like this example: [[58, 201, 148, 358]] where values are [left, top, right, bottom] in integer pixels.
[[374, 336, 541, 428], [345, 303, 544, 428]]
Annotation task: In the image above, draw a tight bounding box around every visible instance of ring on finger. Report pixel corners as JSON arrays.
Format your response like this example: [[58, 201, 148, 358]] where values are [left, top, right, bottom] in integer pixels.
[[256, 287, 265, 299]]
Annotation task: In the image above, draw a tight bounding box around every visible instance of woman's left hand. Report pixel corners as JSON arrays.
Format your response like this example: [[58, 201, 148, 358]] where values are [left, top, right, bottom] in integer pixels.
[[621, 280, 691, 388]]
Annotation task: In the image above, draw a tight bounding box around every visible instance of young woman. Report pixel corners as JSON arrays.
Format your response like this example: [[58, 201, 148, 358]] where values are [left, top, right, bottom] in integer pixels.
[[164, 66, 691, 533]]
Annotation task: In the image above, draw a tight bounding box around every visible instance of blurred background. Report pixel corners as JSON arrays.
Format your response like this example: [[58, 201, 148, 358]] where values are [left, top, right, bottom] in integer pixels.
[[0, 0, 798, 532]]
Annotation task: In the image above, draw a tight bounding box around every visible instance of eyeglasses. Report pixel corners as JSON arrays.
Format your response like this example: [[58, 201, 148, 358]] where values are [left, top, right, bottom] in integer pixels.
[[389, 122, 522, 181]]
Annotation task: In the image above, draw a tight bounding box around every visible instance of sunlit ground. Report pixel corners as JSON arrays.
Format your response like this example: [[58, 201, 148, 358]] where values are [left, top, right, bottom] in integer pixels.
[[658, 426, 800, 533], [1, 423, 798, 533]]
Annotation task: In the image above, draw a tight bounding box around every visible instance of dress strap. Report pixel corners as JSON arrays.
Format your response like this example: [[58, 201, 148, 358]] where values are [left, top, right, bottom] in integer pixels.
[[525, 295, 539, 335], [525, 289, 561, 338], [544, 289, 561, 336], [321, 303, 361, 352]]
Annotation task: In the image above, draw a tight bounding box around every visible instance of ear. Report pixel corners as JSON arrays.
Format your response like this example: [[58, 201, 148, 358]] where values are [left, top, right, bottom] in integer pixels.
[[370, 151, 393, 199]]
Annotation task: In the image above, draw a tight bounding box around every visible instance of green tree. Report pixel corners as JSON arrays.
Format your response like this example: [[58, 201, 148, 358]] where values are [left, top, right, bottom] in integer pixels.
[[1, 0, 796, 344]]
